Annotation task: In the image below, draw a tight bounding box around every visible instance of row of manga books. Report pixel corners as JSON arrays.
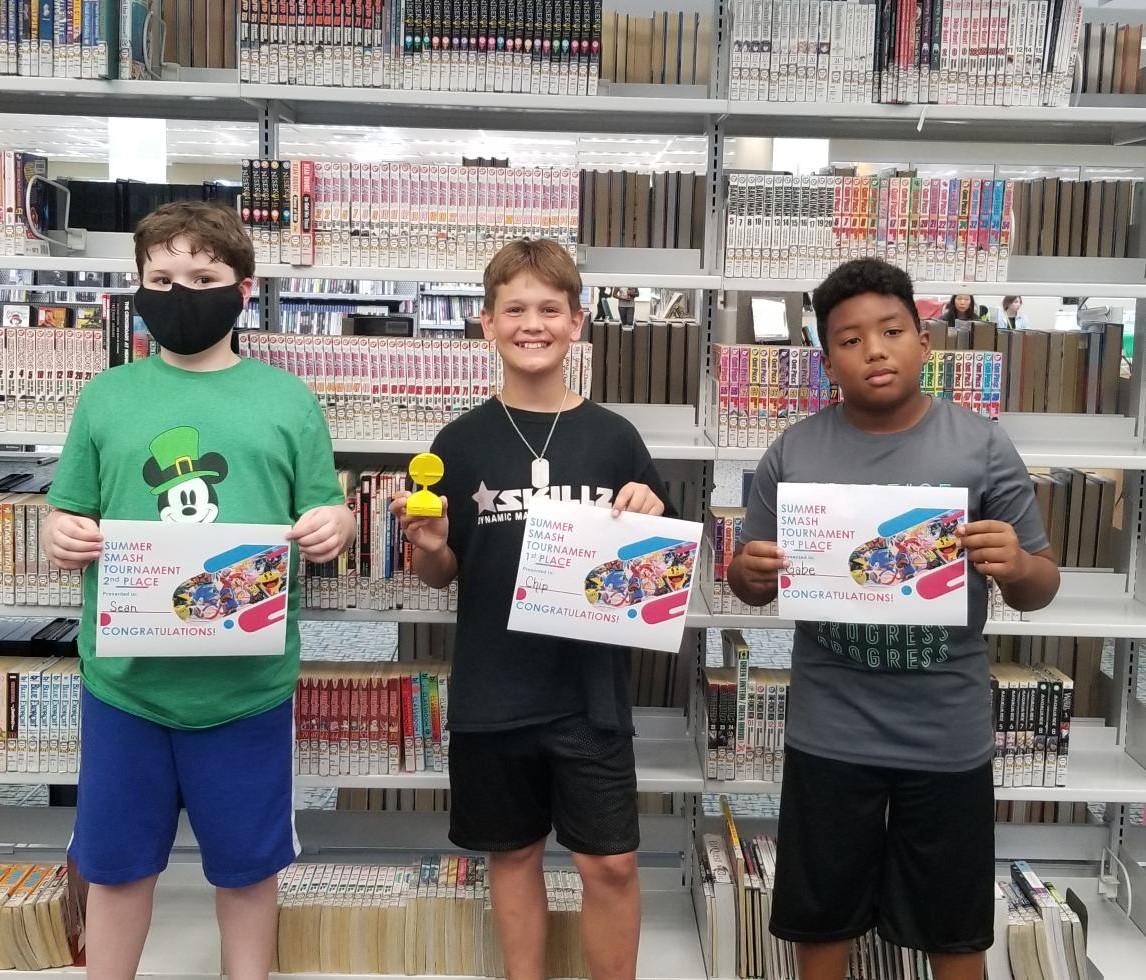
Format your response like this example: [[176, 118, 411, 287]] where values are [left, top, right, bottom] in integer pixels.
[[705, 508, 776, 618], [728, 0, 1083, 107], [724, 174, 1014, 283], [240, 0, 604, 97], [296, 663, 449, 776], [703, 642, 790, 784], [275, 858, 588, 977], [300, 469, 459, 613], [0, 657, 81, 775], [0, 495, 84, 607], [709, 344, 1001, 451], [241, 158, 580, 268], [237, 333, 591, 443], [0, 0, 149, 79], [709, 344, 836, 451]]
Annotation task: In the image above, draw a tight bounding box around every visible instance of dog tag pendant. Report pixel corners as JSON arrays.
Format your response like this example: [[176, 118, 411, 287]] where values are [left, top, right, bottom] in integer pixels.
[[531, 457, 550, 489]]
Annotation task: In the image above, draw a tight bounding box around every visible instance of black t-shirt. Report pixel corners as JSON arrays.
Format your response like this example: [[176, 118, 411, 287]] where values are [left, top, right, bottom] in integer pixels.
[[430, 398, 673, 734]]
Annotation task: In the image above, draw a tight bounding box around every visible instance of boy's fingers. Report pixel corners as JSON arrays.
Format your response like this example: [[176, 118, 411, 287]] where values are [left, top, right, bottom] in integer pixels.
[[968, 547, 1014, 564], [961, 532, 1011, 551], [743, 541, 784, 559], [56, 536, 104, 554], [612, 485, 634, 516], [52, 547, 102, 564], [52, 546, 102, 559], [62, 521, 103, 543], [297, 526, 339, 550], [289, 507, 332, 539]]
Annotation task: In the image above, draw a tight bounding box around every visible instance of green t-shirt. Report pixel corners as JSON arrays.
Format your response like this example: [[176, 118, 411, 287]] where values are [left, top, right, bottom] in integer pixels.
[[47, 355, 345, 729]]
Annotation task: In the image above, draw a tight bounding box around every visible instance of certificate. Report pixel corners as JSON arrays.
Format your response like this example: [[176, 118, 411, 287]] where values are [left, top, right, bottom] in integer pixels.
[[96, 520, 292, 657], [508, 498, 703, 653], [776, 483, 969, 626]]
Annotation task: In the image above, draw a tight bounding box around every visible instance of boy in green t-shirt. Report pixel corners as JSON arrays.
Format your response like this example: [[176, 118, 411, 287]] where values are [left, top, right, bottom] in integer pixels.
[[42, 202, 355, 979]]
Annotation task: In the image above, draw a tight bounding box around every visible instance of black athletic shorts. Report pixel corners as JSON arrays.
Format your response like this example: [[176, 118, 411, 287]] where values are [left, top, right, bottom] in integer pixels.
[[771, 746, 995, 954], [447, 715, 639, 856]]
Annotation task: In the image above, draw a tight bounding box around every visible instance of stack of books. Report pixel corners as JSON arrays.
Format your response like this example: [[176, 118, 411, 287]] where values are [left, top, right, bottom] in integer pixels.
[[991, 663, 1073, 790], [1011, 177, 1141, 259], [599, 10, 712, 86], [0, 864, 84, 970]]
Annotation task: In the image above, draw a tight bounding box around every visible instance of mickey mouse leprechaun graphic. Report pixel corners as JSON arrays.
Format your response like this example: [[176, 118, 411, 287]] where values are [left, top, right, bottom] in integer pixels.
[[142, 426, 229, 524]]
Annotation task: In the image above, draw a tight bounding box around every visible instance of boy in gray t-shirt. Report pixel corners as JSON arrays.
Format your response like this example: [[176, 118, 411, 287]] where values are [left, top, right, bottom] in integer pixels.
[[730, 259, 1059, 980]]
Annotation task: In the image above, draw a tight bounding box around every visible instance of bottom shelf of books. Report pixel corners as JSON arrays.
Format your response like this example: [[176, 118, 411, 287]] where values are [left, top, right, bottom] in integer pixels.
[[2, 858, 1144, 980], [0, 861, 709, 980]]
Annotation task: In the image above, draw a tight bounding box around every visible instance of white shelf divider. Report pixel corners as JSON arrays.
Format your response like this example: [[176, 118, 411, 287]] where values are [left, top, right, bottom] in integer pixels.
[[711, 413, 1146, 469], [704, 724, 1146, 804]]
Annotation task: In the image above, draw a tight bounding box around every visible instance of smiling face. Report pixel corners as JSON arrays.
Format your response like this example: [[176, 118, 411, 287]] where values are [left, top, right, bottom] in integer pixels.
[[158, 477, 220, 524], [822, 291, 930, 413], [480, 272, 582, 383]]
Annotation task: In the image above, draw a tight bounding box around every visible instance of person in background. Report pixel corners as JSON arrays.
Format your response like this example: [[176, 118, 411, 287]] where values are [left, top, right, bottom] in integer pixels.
[[944, 294, 981, 326], [996, 295, 1031, 330], [609, 286, 639, 325]]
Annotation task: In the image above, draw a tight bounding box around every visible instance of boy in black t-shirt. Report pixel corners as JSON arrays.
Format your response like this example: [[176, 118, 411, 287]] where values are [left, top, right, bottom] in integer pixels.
[[392, 239, 671, 978]]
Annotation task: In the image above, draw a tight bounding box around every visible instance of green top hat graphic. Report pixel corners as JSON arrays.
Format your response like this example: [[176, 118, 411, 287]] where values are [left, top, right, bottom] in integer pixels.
[[147, 426, 222, 496]]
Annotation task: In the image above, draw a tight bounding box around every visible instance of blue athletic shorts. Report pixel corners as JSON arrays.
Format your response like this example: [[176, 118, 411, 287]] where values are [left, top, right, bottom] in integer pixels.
[[70, 688, 298, 888]]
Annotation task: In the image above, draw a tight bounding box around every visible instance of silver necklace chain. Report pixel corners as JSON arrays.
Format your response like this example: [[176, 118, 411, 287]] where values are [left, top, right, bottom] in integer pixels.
[[498, 387, 569, 462]]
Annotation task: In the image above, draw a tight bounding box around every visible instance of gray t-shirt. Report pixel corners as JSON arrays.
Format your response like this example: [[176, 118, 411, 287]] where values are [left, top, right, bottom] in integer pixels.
[[741, 399, 1049, 771]]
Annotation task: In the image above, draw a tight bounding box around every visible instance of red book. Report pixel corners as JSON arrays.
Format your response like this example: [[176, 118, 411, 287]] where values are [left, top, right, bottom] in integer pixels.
[[387, 678, 401, 775], [400, 674, 415, 773]]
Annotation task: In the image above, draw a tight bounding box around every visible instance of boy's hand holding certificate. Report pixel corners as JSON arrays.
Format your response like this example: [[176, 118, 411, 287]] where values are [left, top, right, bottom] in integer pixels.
[[509, 498, 703, 653], [96, 520, 292, 657], [776, 483, 969, 626]]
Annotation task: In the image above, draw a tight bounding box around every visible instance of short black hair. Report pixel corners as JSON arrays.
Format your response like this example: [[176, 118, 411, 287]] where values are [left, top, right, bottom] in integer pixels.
[[813, 258, 920, 341]]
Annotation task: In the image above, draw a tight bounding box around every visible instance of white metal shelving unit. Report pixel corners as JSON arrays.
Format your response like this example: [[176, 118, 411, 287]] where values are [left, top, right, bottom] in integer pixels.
[[5, 3, 1146, 973]]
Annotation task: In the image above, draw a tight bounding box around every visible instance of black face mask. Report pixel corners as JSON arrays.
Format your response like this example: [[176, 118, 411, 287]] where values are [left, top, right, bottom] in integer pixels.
[[134, 282, 245, 356]]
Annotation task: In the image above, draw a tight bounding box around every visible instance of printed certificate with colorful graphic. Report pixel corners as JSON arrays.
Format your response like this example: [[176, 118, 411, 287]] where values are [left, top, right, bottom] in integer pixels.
[[96, 520, 292, 657], [508, 498, 703, 653], [776, 483, 969, 626]]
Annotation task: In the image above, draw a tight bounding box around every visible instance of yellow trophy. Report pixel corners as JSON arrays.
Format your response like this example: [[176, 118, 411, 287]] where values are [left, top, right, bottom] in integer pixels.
[[406, 452, 445, 518]]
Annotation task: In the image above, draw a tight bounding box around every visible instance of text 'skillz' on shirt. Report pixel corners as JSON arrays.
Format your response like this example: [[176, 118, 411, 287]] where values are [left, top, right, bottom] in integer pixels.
[[471, 480, 615, 524]]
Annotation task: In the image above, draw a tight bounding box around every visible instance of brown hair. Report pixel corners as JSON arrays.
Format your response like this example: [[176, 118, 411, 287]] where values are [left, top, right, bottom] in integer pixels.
[[482, 238, 582, 316], [134, 201, 255, 280]]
